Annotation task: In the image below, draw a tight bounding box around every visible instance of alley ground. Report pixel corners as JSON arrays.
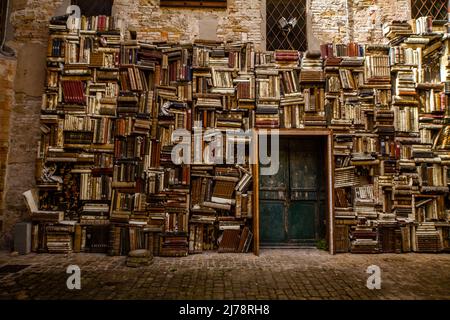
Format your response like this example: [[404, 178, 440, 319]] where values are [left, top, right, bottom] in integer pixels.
[[0, 249, 449, 300]]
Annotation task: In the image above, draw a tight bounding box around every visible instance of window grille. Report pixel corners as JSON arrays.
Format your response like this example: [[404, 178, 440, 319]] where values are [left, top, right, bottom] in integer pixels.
[[266, 0, 307, 51], [411, 0, 447, 20]]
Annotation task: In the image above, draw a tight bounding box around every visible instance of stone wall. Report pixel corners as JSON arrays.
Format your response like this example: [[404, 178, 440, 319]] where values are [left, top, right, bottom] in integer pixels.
[[114, 0, 411, 48], [113, 0, 265, 48], [0, 0, 413, 248], [310, 0, 411, 44], [0, 57, 16, 248], [0, 0, 69, 249], [350, 0, 411, 43]]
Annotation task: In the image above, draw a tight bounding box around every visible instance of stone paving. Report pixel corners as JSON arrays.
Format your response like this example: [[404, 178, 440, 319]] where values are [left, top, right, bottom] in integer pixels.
[[0, 249, 449, 300]]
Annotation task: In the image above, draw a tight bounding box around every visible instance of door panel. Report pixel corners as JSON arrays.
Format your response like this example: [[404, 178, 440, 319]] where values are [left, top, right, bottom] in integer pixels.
[[260, 201, 286, 244], [259, 138, 288, 244], [289, 140, 319, 203], [259, 138, 289, 201], [288, 201, 315, 241], [288, 138, 320, 243], [318, 200, 326, 240]]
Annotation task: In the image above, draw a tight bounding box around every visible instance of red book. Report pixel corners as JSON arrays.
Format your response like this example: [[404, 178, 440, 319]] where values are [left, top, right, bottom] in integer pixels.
[[320, 44, 328, 59], [74, 81, 80, 104], [99, 16, 104, 32], [67, 81, 74, 104], [78, 82, 85, 105], [76, 81, 81, 104], [71, 81, 77, 104], [328, 44, 334, 58], [73, 81, 78, 104]]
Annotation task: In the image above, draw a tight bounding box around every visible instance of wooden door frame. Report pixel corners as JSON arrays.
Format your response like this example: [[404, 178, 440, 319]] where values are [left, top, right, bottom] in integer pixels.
[[252, 128, 335, 255]]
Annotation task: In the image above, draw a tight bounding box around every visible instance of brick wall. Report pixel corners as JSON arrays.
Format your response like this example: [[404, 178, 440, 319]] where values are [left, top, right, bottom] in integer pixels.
[[0, 0, 413, 248]]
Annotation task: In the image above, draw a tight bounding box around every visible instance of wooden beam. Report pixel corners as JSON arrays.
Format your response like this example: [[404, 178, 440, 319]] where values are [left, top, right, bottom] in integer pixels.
[[327, 131, 335, 254], [252, 129, 260, 256], [274, 128, 331, 136], [160, 1, 227, 8]]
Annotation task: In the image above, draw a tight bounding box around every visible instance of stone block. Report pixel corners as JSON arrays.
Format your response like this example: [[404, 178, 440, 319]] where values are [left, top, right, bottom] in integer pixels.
[[14, 43, 46, 97]]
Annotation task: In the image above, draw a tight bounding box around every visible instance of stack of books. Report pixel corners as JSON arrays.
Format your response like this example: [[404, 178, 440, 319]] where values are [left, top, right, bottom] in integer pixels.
[[159, 232, 189, 257]]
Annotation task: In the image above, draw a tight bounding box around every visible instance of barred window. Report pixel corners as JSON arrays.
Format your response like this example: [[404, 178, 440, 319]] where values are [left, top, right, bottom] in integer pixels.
[[266, 0, 307, 52], [411, 0, 448, 20], [72, 0, 114, 17]]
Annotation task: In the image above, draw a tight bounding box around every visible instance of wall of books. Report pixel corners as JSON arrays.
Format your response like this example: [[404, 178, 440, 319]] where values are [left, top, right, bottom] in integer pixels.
[[31, 15, 450, 256], [35, 16, 256, 256]]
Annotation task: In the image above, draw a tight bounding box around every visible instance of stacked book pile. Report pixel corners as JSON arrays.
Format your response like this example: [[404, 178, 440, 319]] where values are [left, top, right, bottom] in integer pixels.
[[164, 188, 190, 233], [218, 229, 241, 253], [203, 167, 240, 211], [274, 50, 299, 67], [416, 222, 442, 252], [353, 185, 378, 219], [335, 186, 355, 220], [80, 203, 110, 225], [159, 233, 189, 257], [78, 225, 110, 253], [340, 56, 365, 68], [374, 109, 395, 135], [300, 51, 326, 127], [392, 176, 417, 220], [383, 20, 413, 46], [255, 65, 280, 128], [378, 225, 402, 253], [350, 220, 379, 254], [126, 249, 153, 267], [364, 45, 391, 83], [46, 223, 75, 254], [276, 51, 304, 129], [320, 42, 364, 59], [393, 70, 417, 102], [188, 223, 215, 253], [335, 166, 359, 188], [300, 50, 324, 82]]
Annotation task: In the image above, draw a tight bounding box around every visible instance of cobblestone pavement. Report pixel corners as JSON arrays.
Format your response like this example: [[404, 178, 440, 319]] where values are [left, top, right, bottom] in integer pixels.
[[0, 249, 449, 300]]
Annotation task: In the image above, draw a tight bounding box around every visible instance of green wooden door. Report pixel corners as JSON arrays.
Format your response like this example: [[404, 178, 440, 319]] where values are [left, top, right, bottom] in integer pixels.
[[260, 137, 325, 246], [260, 139, 289, 244]]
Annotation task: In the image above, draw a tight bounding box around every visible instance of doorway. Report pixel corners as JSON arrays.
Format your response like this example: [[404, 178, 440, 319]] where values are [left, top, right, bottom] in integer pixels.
[[259, 136, 326, 247]]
